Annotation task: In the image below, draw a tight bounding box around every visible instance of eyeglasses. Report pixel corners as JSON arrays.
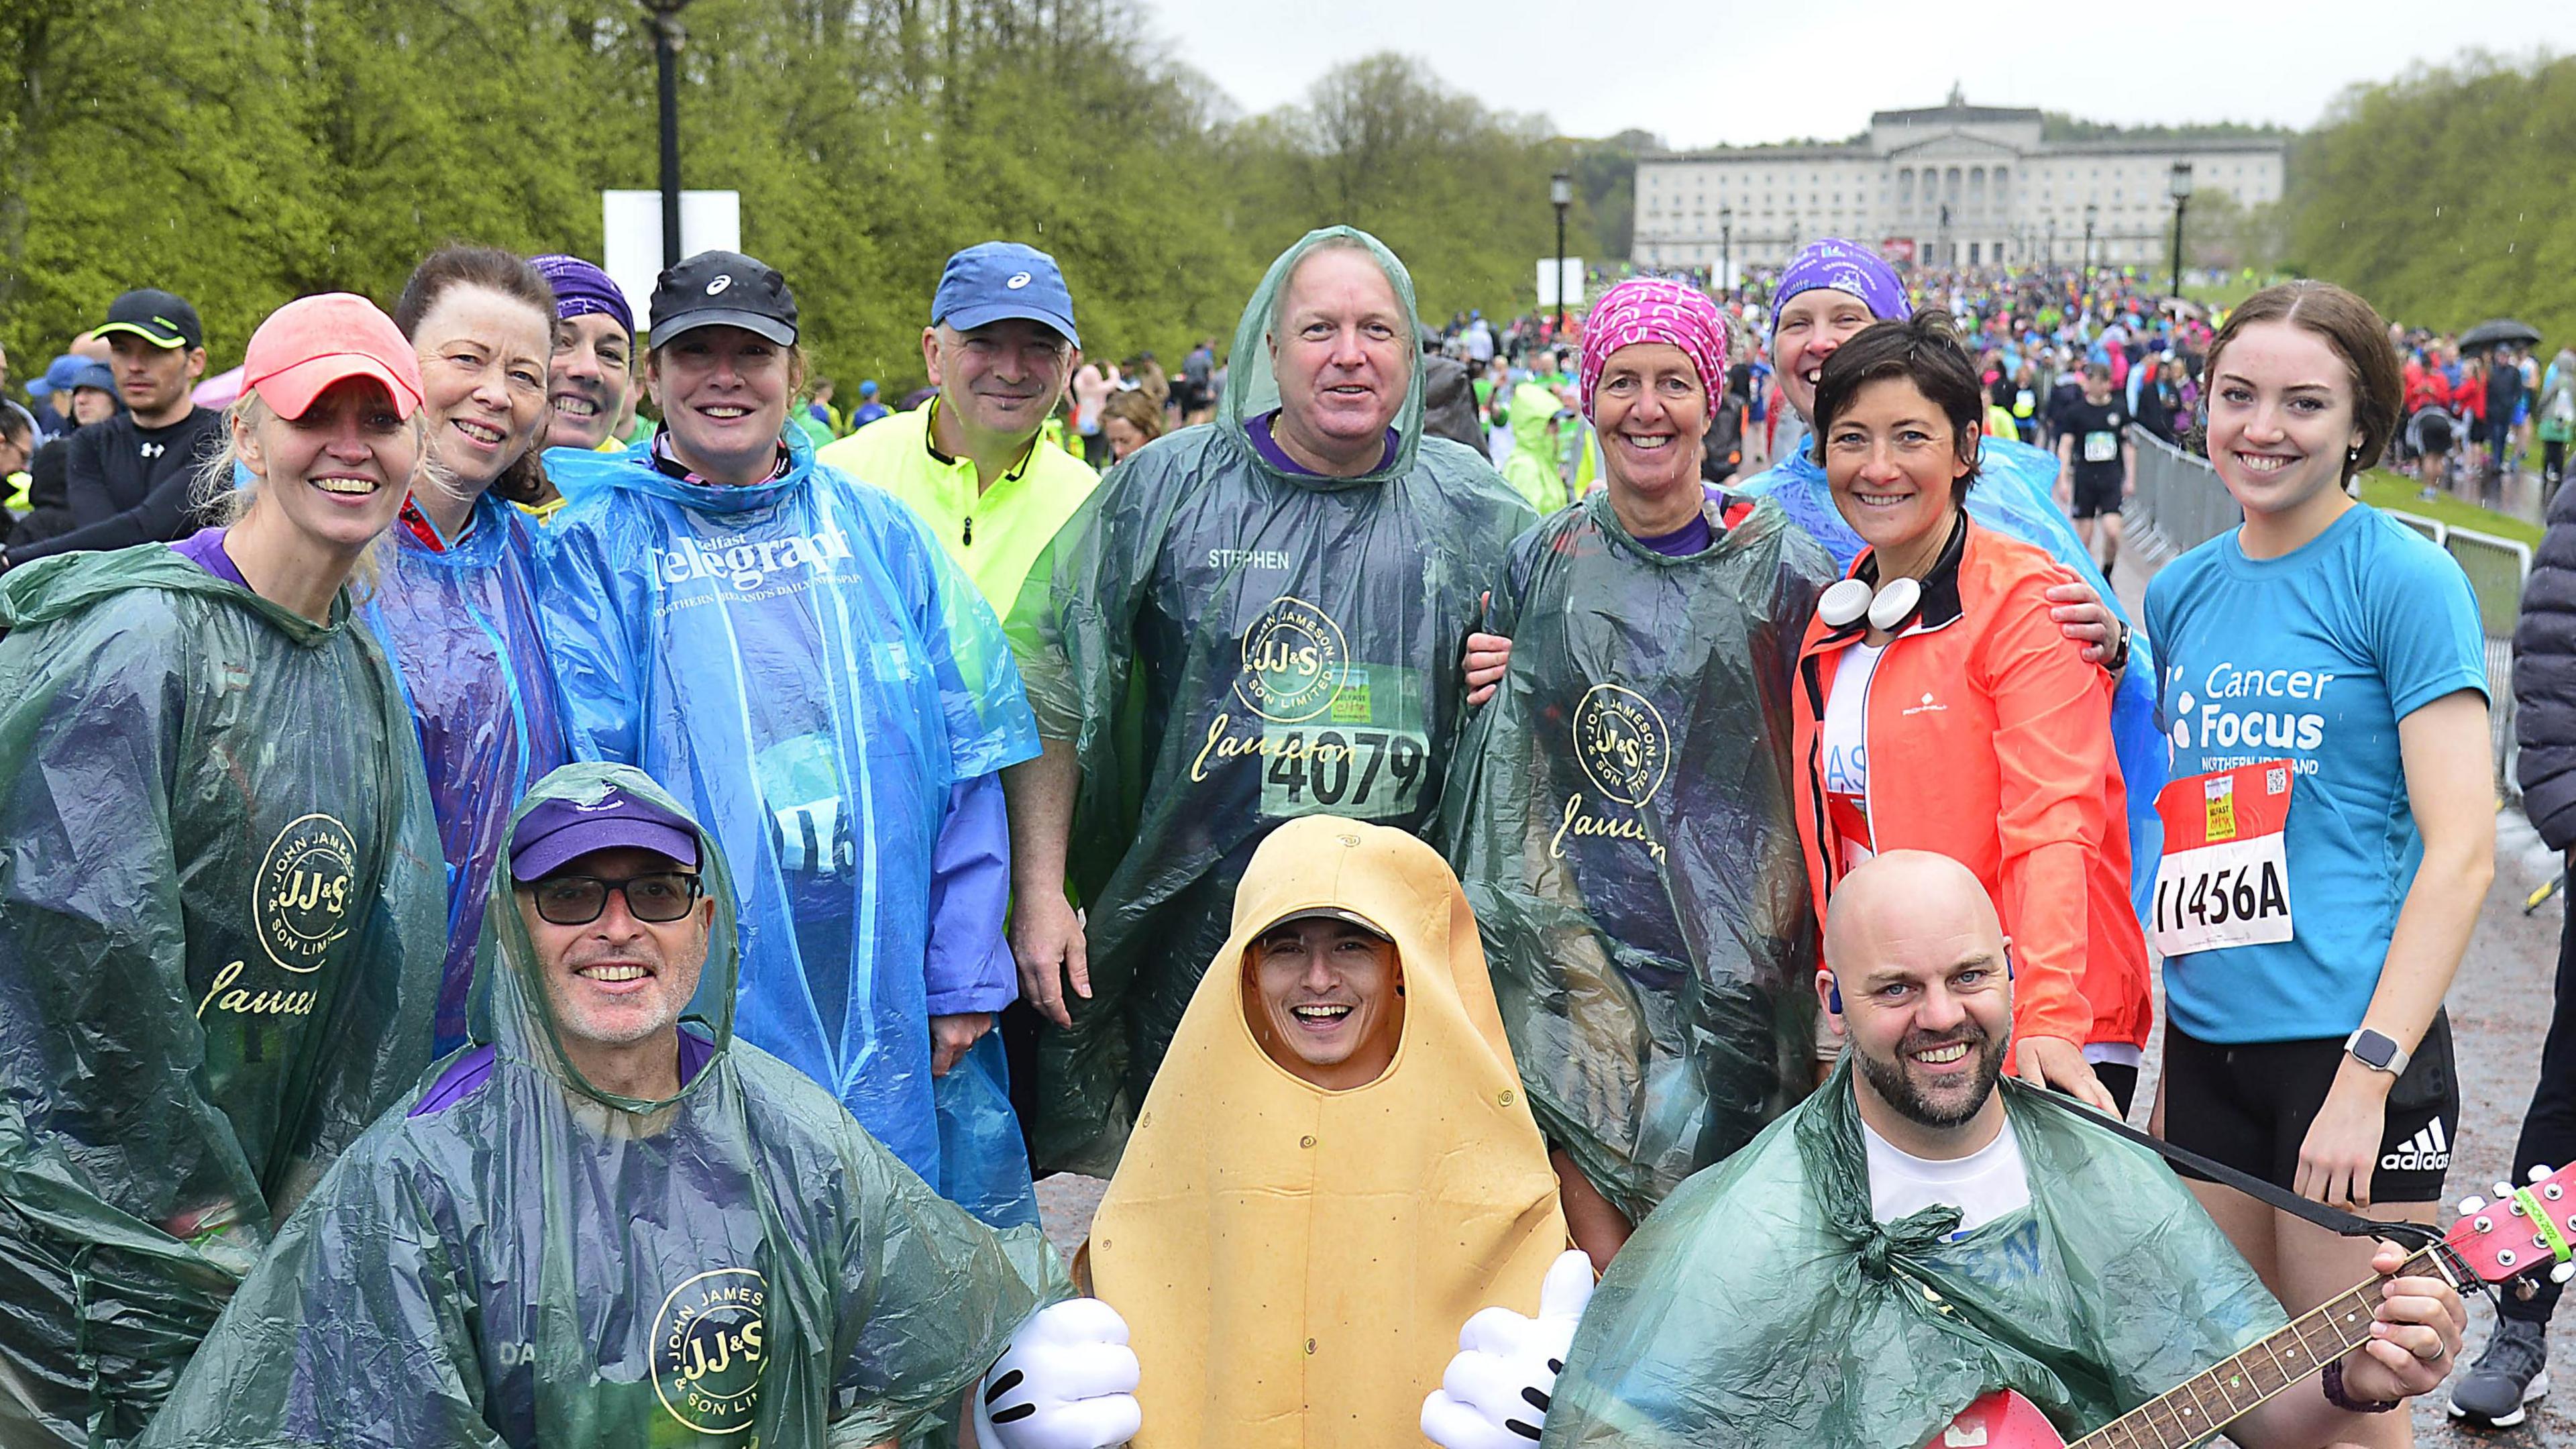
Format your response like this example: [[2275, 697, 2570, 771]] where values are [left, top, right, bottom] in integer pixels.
[[522, 872, 704, 926]]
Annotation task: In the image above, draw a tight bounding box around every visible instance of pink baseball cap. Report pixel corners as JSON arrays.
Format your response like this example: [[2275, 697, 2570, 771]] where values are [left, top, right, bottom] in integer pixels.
[[240, 292, 425, 422]]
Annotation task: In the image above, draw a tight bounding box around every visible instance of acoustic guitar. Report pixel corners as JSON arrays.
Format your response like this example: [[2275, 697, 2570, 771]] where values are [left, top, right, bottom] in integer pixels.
[[1922, 1166, 2574, 1448]]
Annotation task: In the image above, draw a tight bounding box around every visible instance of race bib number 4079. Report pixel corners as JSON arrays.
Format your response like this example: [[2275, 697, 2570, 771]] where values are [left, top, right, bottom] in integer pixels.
[[2151, 761, 2295, 956]]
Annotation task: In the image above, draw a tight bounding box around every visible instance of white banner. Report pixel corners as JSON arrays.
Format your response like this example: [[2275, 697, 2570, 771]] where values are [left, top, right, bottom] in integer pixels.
[[601, 190, 744, 334]]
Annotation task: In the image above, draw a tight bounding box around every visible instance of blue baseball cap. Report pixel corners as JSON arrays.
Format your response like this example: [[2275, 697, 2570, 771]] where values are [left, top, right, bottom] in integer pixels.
[[858, 379, 878, 398], [24, 355, 85, 398], [932, 241, 1079, 348], [68, 362, 117, 394], [510, 786, 700, 881]]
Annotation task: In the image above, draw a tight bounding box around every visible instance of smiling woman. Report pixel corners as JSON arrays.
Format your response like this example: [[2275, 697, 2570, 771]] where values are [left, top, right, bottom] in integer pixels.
[[0, 290, 447, 1442], [1789, 311, 2148, 1124]]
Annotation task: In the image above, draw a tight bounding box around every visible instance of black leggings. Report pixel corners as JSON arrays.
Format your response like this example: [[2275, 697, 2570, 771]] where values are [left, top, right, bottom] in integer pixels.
[[2505, 896, 2576, 1324]]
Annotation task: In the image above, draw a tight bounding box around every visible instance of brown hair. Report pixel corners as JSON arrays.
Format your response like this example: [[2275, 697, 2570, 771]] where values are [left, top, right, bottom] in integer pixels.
[[2204, 280, 2402, 482], [394, 244, 559, 508], [1808, 311, 1984, 504], [1102, 388, 1165, 444]]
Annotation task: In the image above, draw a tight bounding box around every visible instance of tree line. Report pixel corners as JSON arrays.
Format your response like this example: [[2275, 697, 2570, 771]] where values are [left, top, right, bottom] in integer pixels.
[[2286, 51, 2576, 347], [0, 0, 1609, 392]]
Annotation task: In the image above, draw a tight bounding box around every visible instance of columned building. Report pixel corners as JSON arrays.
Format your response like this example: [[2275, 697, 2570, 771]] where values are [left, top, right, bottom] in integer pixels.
[[1632, 89, 2286, 275]]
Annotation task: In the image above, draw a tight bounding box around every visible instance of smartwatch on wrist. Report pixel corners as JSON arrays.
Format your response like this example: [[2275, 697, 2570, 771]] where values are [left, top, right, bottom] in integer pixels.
[[2343, 1027, 2410, 1077]]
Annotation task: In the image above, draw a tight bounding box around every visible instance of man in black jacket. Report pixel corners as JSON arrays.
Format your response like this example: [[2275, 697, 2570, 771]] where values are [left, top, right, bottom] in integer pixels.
[[2471, 482, 2576, 1424], [1, 290, 221, 570]]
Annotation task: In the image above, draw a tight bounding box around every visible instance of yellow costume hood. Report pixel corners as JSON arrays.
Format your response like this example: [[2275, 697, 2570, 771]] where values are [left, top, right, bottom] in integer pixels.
[[1089, 815, 1568, 1447]]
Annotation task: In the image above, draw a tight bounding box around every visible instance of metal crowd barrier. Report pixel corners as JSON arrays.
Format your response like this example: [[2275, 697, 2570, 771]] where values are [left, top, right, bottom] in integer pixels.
[[2389, 513, 2530, 795], [2119, 427, 2531, 792]]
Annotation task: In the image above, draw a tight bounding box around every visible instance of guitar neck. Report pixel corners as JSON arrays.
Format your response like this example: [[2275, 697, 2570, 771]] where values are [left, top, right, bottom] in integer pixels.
[[2070, 1246, 2449, 1449]]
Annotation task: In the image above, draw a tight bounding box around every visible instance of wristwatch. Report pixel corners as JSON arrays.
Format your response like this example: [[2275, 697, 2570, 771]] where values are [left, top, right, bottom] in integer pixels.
[[2343, 1028, 2410, 1077]]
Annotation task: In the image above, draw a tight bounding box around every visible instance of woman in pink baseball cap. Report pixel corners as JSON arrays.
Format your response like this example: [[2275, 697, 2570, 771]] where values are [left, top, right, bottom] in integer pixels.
[[0, 290, 448, 1442], [1441, 276, 1841, 1267]]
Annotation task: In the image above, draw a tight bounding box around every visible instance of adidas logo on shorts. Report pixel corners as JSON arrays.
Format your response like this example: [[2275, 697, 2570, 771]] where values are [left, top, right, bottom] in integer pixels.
[[2380, 1120, 2451, 1173]]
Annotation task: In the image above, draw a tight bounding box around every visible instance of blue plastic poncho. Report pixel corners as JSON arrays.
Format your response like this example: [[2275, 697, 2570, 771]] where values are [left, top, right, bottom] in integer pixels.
[[1736, 435, 2167, 914], [535, 433, 1043, 1226], [141, 763, 1067, 1448], [362, 490, 572, 1054], [0, 545, 444, 1446]]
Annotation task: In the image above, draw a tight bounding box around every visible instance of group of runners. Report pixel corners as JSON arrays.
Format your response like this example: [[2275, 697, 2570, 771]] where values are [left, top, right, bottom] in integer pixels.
[[0, 222, 2503, 1449]]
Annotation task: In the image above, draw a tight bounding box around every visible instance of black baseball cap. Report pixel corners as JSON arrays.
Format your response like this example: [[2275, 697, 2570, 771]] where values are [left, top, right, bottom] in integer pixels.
[[95, 289, 204, 350], [647, 251, 797, 347]]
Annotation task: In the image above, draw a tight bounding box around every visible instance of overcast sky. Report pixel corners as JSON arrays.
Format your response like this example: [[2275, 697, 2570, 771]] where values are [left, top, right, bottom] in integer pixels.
[[1142, 0, 2575, 148]]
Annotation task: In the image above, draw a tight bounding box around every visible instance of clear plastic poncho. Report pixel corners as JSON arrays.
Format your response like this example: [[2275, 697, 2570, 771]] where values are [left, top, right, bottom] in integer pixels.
[[361, 490, 572, 1055], [0, 545, 444, 1446], [140, 763, 1067, 1448], [1438, 492, 1835, 1222], [1008, 227, 1538, 1173], [536, 433, 1042, 1226], [1735, 435, 2167, 916], [1541, 1065, 2284, 1448]]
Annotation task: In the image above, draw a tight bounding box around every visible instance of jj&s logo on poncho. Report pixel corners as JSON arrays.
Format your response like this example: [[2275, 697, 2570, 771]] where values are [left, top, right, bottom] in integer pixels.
[[654, 1267, 767, 1434], [1232, 596, 1348, 723], [1554, 684, 1670, 864], [254, 813, 358, 973]]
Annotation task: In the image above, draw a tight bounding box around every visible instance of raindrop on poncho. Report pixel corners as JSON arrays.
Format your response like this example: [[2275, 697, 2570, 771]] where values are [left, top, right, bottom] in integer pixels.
[[536, 432, 1042, 1225], [1438, 490, 1834, 1222], [1735, 435, 2167, 920], [1006, 227, 1537, 1173], [1540, 1066, 2284, 1448], [0, 545, 444, 1446], [361, 490, 572, 1054], [140, 763, 1067, 1448]]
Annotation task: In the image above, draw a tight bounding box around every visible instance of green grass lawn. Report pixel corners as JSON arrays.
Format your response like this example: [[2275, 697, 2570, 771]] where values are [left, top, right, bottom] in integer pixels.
[[2181, 276, 2271, 312], [2353, 470, 2543, 548]]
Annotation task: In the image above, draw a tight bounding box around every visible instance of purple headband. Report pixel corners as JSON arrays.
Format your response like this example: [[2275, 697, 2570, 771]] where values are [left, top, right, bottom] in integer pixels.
[[1578, 278, 1730, 424], [531, 254, 634, 335], [1770, 238, 1910, 336]]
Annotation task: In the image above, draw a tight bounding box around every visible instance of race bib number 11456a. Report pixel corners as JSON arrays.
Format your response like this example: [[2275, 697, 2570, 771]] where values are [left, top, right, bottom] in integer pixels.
[[2151, 761, 2295, 956]]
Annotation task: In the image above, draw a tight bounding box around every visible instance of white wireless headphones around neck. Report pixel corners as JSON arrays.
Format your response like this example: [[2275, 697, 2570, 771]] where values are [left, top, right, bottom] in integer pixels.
[[1817, 574, 1924, 634]]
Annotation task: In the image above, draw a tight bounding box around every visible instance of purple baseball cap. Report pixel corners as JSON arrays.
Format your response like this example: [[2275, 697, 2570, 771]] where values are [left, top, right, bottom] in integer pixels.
[[509, 786, 699, 881]]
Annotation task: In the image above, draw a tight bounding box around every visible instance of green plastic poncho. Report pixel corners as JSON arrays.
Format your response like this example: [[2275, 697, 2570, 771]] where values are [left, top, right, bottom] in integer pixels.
[[1499, 382, 1570, 515], [0, 545, 444, 1447], [142, 763, 1067, 1449], [1438, 491, 1835, 1223], [1009, 227, 1537, 1172], [1540, 1067, 2287, 1448]]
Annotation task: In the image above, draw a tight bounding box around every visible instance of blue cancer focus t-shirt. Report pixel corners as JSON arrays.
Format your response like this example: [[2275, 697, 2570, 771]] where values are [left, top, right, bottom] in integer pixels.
[[2146, 504, 2486, 1042]]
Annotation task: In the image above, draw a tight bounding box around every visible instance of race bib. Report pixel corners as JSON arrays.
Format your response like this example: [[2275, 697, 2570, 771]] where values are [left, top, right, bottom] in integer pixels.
[[2082, 429, 2119, 464], [1256, 663, 1430, 820], [2151, 761, 2294, 956]]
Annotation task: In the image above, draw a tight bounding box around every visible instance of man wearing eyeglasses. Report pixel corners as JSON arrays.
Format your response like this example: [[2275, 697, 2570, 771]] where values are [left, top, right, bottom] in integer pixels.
[[142, 764, 1145, 1449]]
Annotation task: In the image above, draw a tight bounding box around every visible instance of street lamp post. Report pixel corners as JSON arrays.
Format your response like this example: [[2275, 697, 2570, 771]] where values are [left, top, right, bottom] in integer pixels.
[[1719, 205, 1733, 294], [2167, 160, 2195, 301], [642, 0, 698, 270], [1550, 170, 1572, 335], [2082, 203, 2099, 282]]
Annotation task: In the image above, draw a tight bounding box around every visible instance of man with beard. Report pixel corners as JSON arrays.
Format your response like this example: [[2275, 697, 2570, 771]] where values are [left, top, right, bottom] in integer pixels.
[[1423, 851, 2469, 1449]]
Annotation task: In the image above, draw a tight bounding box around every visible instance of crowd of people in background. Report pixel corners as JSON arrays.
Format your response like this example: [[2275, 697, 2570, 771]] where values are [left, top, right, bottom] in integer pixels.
[[0, 229, 2550, 1448]]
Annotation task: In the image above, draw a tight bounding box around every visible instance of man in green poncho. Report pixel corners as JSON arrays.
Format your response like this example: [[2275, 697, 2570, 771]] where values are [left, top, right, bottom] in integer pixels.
[[143, 764, 1144, 1449], [1422, 851, 2469, 1449], [1004, 227, 1535, 1171]]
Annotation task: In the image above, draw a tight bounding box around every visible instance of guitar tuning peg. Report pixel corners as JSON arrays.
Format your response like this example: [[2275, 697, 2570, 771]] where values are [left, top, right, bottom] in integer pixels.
[[2461, 1195, 2489, 1215], [2498, 1181, 2519, 1199], [2536, 1166, 2555, 1184], [2517, 1280, 2541, 1301], [2555, 1263, 2576, 1285]]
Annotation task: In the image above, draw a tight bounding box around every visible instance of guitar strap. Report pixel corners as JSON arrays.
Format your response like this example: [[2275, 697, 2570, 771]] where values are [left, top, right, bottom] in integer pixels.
[[2016, 1085, 2451, 1256]]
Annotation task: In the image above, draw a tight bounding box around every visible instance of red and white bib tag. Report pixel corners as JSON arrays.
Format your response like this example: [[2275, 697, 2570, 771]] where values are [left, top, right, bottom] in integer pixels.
[[2151, 761, 2296, 956]]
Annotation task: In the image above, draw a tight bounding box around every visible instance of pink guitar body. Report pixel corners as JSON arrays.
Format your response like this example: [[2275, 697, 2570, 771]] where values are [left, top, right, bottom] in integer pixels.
[[1925, 1392, 2065, 1449]]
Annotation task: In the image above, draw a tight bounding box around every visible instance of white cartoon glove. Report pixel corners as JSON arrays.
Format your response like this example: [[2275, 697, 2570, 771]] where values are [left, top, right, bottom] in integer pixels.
[[1421, 1250, 1596, 1448], [971, 1297, 1143, 1449]]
